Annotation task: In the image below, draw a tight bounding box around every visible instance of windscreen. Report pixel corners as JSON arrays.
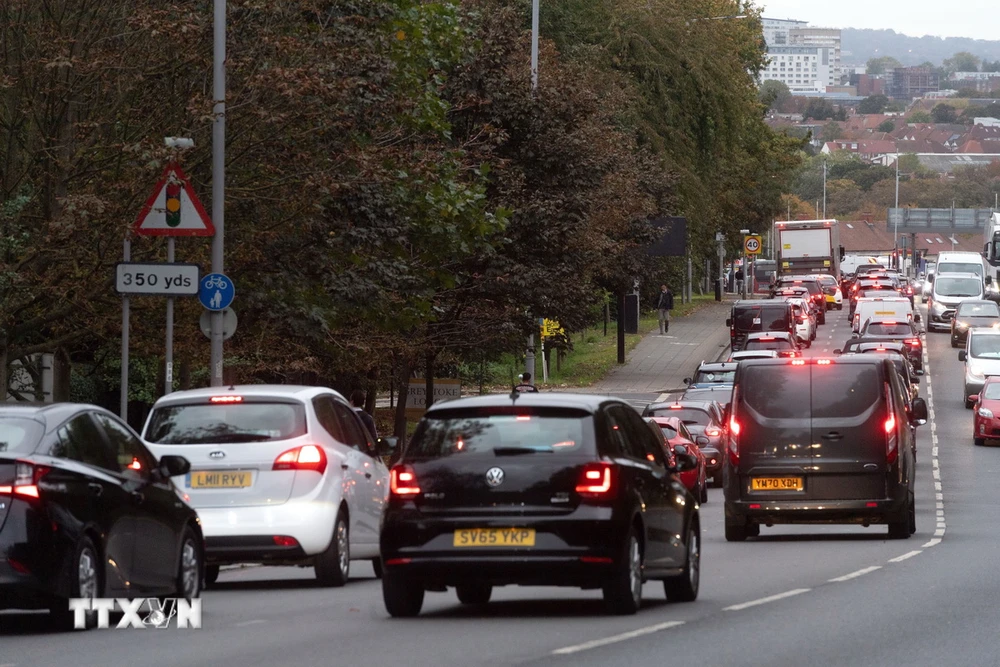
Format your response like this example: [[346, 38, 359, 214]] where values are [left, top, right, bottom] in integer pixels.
[[144, 402, 307, 444], [659, 425, 678, 440], [957, 302, 1000, 317], [970, 335, 1000, 359], [984, 383, 1000, 400], [938, 262, 983, 277], [407, 410, 590, 458], [864, 322, 912, 336], [0, 417, 43, 454], [647, 408, 710, 425], [745, 338, 793, 351], [936, 277, 982, 298]]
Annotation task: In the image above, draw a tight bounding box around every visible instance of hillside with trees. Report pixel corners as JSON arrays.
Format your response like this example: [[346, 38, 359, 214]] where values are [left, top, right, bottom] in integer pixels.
[[843, 29, 1000, 67]]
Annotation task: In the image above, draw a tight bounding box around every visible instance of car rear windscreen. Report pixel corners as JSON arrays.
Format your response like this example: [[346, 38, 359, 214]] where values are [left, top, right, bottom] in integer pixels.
[[144, 403, 307, 444], [0, 418, 43, 454], [734, 306, 789, 331], [864, 322, 912, 336], [957, 302, 1000, 317], [740, 367, 810, 418], [971, 335, 1000, 359], [745, 338, 793, 351], [647, 408, 711, 425], [407, 409, 591, 458], [811, 365, 881, 418]]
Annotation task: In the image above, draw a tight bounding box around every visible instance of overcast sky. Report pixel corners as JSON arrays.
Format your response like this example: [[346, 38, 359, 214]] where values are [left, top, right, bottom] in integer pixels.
[[752, 1, 997, 41]]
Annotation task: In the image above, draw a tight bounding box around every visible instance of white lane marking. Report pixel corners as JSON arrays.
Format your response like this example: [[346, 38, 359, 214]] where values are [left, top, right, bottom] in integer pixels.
[[655, 393, 671, 402], [932, 468, 940, 479], [923, 538, 942, 548], [828, 566, 881, 582], [234, 619, 267, 627], [551, 621, 685, 655], [934, 527, 946, 536], [889, 550, 922, 563], [723, 588, 811, 611]]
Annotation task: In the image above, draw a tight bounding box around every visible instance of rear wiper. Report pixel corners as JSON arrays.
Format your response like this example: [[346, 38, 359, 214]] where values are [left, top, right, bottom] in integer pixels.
[[493, 446, 553, 455]]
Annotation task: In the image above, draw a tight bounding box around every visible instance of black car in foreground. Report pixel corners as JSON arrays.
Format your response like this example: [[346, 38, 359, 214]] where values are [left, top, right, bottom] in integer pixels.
[[0, 404, 202, 629], [723, 357, 927, 542], [380, 393, 701, 617]]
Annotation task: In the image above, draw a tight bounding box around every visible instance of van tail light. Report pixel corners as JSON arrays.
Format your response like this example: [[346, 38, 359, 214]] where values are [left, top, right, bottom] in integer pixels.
[[884, 384, 898, 465], [272, 445, 328, 475], [907, 339, 920, 347], [705, 426, 722, 437], [3, 461, 51, 500], [728, 388, 741, 466], [575, 463, 613, 496], [390, 465, 421, 496]]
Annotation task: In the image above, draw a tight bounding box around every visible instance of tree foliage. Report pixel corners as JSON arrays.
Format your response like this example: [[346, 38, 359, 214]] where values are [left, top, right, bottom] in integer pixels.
[[858, 94, 889, 115], [866, 56, 902, 75]]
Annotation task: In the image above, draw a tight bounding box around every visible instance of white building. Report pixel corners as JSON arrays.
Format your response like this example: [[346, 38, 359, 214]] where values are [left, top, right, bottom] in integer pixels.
[[789, 27, 842, 86], [762, 18, 808, 46], [761, 46, 833, 93]]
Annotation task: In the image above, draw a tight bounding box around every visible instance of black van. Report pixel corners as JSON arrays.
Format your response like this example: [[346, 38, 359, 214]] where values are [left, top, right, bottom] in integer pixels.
[[727, 301, 796, 352], [723, 356, 927, 541]]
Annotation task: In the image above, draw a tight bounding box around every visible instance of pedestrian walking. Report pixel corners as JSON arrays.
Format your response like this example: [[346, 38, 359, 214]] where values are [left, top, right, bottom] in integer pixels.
[[514, 372, 539, 393], [735, 268, 745, 296], [657, 284, 674, 334], [350, 389, 378, 440]]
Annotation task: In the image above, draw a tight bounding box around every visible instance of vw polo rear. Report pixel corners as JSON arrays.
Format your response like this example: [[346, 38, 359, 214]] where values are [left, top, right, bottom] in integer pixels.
[[723, 357, 922, 541], [381, 401, 629, 589], [142, 387, 340, 564]]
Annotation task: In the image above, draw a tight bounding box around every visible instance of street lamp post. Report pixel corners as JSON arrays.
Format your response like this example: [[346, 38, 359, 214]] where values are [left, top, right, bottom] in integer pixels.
[[524, 0, 540, 382], [822, 160, 827, 219], [210, 0, 226, 386]]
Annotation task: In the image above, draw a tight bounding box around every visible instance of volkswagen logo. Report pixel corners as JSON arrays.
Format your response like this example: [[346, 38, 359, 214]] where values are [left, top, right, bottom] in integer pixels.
[[485, 467, 505, 487], [208, 450, 226, 459]]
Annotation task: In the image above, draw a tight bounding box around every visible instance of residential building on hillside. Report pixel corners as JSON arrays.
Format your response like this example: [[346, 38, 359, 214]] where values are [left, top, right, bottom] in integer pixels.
[[762, 46, 833, 93], [789, 27, 842, 86], [887, 66, 939, 100]]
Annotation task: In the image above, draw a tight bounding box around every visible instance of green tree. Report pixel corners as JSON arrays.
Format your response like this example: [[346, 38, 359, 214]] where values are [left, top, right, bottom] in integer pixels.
[[858, 94, 889, 114], [822, 122, 843, 141], [943, 51, 981, 74], [759, 79, 791, 112], [908, 110, 932, 123], [877, 119, 896, 133], [932, 103, 958, 123], [866, 56, 903, 75]]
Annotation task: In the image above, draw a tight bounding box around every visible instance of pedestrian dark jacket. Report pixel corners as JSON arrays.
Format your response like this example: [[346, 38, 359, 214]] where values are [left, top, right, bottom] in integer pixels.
[[354, 407, 378, 440], [657, 290, 674, 310], [735, 269, 744, 281]]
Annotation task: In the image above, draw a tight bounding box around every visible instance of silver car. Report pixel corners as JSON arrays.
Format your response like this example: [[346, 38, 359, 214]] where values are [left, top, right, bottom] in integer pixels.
[[960, 329, 1000, 408]]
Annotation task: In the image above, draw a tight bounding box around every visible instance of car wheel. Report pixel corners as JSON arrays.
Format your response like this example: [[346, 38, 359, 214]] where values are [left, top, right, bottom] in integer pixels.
[[713, 472, 723, 488], [176, 527, 202, 600], [382, 570, 425, 617], [908, 494, 917, 535], [204, 564, 220, 587], [50, 535, 102, 631], [747, 522, 761, 537], [975, 436, 985, 447], [663, 521, 699, 603], [603, 526, 642, 615], [372, 558, 383, 579], [951, 337, 957, 348], [818, 313, 826, 325], [887, 496, 912, 540], [699, 482, 708, 504], [725, 519, 747, 542], [965, 396, 975, 410], [456, 583, 493, 605], [315, 512, 349, 587]]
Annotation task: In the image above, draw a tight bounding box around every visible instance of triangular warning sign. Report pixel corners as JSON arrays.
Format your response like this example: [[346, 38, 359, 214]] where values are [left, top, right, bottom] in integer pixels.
[[133, 163, 215, 237]]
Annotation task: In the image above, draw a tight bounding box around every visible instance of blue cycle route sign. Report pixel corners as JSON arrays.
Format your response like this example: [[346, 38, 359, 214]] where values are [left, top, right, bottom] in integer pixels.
[[199, 273, 235, 311]]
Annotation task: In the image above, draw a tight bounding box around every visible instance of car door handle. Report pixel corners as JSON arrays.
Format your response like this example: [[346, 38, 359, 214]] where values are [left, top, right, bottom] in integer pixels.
[[88, 482, 104, 497], [821, 432, 844, 441], [365, 472, 372, 479], [341, 463, 350, 471]]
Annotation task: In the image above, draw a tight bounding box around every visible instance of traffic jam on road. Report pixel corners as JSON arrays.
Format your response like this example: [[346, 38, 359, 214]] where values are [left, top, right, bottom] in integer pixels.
[[3, 222, 1000, 665]]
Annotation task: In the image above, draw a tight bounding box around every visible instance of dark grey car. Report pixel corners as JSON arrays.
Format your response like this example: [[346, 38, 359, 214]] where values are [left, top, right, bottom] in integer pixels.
[[723, 357, 927, 541]]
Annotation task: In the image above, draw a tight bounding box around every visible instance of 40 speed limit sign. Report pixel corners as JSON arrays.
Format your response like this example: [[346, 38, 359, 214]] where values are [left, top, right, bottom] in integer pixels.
[[743, 235, 762, 255]]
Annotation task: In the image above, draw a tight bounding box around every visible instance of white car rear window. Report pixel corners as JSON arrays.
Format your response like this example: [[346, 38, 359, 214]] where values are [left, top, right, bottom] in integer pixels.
[[144, 403, 307, 444]]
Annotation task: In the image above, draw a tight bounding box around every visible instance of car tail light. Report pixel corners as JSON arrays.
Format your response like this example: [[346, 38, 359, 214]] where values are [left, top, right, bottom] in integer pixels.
[[5, 461, 50, 500], [791, 359, 806, 365], [728, 392, 741, 466], [273, 535, 299, 547], [800, 315, 808, 322], [272, 445, 328, 474], [575, 463, 613, 496], [705, 426, 722, 437], [390, 465, 421, 496], [817, 359, 832, 365], [884, 384, 898, 464], [907, 339, 920, 347], [210, 395, 243, 403]]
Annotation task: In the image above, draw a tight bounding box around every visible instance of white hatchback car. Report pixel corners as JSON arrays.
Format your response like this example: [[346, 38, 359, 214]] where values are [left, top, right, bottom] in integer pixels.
[[141, 385, 389, 587]]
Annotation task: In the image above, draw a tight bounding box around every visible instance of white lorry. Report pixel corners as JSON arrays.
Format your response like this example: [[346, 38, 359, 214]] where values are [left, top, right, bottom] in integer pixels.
[[775, 219, 842, 279]]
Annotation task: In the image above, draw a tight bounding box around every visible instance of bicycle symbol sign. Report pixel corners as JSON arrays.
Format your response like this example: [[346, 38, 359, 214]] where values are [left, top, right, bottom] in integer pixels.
[[744, 235, 762, 255], [199, 273, 235, 311]]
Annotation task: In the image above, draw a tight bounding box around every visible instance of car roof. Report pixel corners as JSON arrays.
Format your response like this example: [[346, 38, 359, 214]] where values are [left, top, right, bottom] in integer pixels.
[[0, 402, 119, 434], [969, 327, 1000, 337], [645, 400, 719, 413], [739, 355, 886, 368], [957, 300, 998, 308], [150, 384, 346, 407], [696, 362, 738, 372], [423, 392, 618, 415]]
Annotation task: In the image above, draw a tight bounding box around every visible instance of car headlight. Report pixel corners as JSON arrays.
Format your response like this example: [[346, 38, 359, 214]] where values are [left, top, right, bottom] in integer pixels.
[[970, 364, 985, 379], [978, 407, 994, 418], [956, 321, 969, 330]]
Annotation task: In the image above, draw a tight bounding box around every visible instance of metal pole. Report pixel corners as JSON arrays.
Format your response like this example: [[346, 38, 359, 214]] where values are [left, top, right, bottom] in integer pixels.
[[894, 154, 900, 250], [165, 238, 175, 395], [687, 253, 693, 303], [822, 161, 827, 219], [210, 0, 226, 386], [530, 0, 539, 92], [121, 239, 130, 419]]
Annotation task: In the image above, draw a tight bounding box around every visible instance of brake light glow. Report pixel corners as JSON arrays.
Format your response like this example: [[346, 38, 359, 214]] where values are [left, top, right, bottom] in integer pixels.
[[817, 359, 832, 365], [728, 387, 741, 466], [580, 556, 613, 564], [515, 415, 531, 421], [907, 339, 920, 347], [390, 465, 421, 496], [0, 485, 11, 494], [759, 336, 775, 341], [884, 414, 896, 434], [866, 502, 879, 508], [575, 464, 613, 495], [272, 445, 328, 474], [273, 535, 299, 547], [705, 426, 722, 437], [9, 462, 49, 500], [884, 384, 898, 464], [669, 404, 682, 409], [729, 417, 741, 435], [210, 395, 243, 403], [791, 359, 806, 365], [749, 504, 761, 509]]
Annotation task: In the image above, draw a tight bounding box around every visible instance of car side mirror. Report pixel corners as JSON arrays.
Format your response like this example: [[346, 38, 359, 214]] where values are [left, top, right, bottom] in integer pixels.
[[158, 455, 191, 478], [910, 397, 928, 423], [376, 436, 399, 458], [851, 332, 860, 338], [672, 451, 699, 473], [968, 394, 980, 405], [696, 435, 710, 446], [725, 318, 733, 327], [959, 350, 968, 362], [683, 377, 692, 385]]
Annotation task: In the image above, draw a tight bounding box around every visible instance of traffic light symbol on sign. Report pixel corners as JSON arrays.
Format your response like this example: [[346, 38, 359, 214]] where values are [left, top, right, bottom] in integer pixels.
[[165, 179, 182, 228]]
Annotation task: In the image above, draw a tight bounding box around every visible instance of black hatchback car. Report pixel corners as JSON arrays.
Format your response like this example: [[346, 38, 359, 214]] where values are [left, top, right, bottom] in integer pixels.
[[723, 357, 927, 541], [380, 393, 701, 617], [950, 299, 1000, 348], [0, 404, 202, 629]]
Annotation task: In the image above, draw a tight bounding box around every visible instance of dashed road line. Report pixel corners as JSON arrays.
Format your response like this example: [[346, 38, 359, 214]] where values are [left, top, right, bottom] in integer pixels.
[[723, 588, 811, 612], [551, 621, 685, 655], [828, 566, 881, 583], [889, 550, 923, 563]]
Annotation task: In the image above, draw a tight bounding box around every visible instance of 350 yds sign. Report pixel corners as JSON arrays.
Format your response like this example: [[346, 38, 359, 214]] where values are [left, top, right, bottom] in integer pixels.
[[115, 263, 201, 296]]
